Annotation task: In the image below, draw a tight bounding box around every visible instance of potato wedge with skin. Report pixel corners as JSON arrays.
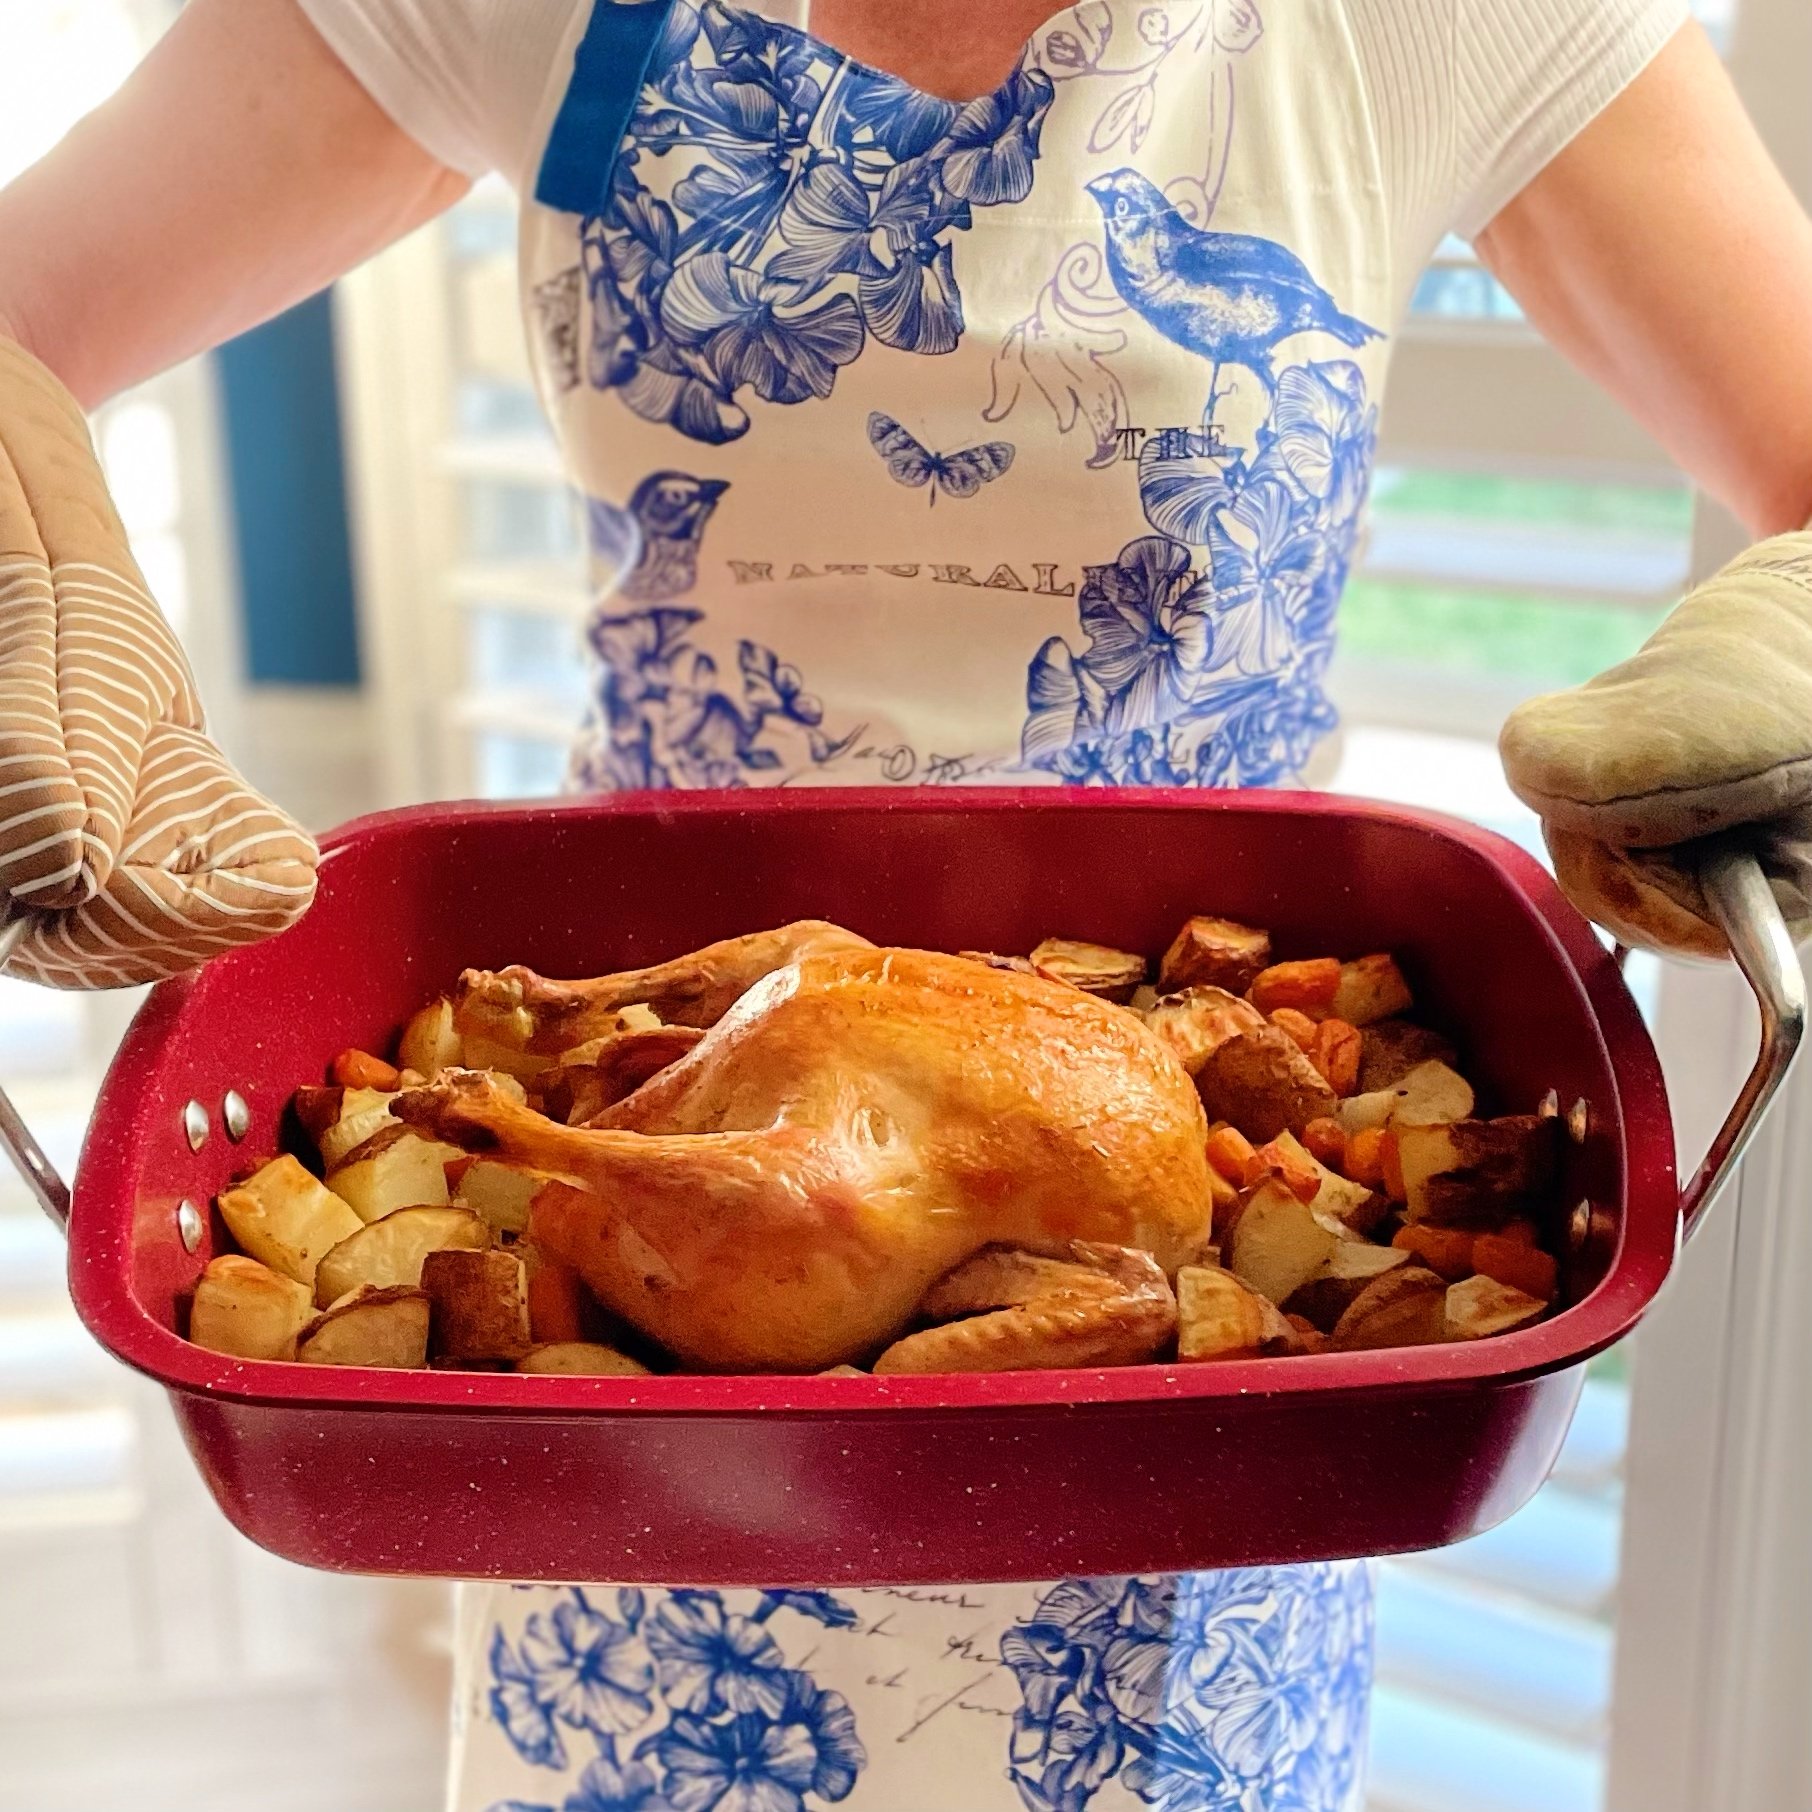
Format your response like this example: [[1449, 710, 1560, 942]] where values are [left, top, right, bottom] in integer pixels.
[[1288, 1240, 1412, 1331], [1159, 916, 1271, 996], [421, 1248, 532, 1362], [399, 997, 464, 1077], [1030, 938, 1148, 1003], [1445, 1274, 1548, 1340], [1227, 1180, 1347, 1308], [1359, 1019, 1458, 1093], [218, 1156, 363, 1288], [188, 1255, 315, 1361], [452, 1158, 546, 1236], [297, 1285, 431, 1368], [326, 1125, 463, 1223], [1144, 986, 1268, 1077], [1330, 1266, 1450, 1351], [1176, 1264, 1295, 1361], [319, 1096, 402, 1170], [1338, 1062, 1475, 1138], [1262, 1131, 1379, 1230], [1399, 1115, 1563, 1228], [1331, 954, 1414, 1027], [313, 1206, 491, 1308], [1197, 1025, 1338, 1141], [518, 1342, 652, 1376]]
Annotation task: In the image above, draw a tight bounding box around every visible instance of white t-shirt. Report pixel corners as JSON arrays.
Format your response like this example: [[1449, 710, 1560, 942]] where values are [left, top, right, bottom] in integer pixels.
[[298, 0, 1690, 244]]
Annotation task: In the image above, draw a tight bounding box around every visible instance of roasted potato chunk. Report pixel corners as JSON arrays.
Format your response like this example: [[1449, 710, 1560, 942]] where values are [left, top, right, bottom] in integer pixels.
[[452, 1158, 546, 1236], [518, 1341, 652, 1376], [1445, 1273, 1548, 1340], [1029, 938, 1148, 1002], [313, 1205, 490, 1307], [189, 1255, 315, 1361], [1338, 1061, 1476, 1136], [1226, 1179, 1347, 1308], [422, 1248, 533, 1362], [399, 997, 465, 1077], [297, 1285, 431, 1368], [1176, 1264, 1295, 1361], [1330, 1266, 1449, 1351], [1144, 986, 1267, 1077], [1197, 1025, 1338, 1141], [218, 1156, 363, 1289], [1398, 1115, 1563, 1228], [1158, 915, 1271, 996], [326, 1124, 462, 1223], [1331, 954, 1414, 1027], [1359, 1019, 1458, 1092], [1285, 1241, 1411, 1332]]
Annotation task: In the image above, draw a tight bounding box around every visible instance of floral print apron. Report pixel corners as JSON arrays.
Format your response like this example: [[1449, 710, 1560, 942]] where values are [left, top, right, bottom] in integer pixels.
[[454, 3, 1393, 1805]]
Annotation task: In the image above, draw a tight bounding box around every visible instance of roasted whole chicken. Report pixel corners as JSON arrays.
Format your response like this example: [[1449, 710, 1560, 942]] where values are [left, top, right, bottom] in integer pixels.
[[396, 925, 1216, 1371]]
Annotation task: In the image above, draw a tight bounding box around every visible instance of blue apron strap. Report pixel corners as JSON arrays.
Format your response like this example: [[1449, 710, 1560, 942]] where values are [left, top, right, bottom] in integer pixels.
[[534, 0, 678, 216]]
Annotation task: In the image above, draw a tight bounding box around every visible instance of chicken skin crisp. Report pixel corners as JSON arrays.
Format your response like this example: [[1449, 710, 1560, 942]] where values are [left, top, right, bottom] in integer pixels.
[[400, 941, 1215, 1373]]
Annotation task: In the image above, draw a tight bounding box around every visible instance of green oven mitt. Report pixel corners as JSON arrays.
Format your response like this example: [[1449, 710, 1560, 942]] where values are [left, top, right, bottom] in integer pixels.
[[1499, 531, 1812, 959]]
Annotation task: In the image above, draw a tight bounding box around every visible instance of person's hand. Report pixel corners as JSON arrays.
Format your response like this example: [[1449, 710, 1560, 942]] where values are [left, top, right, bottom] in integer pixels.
[[1500, 530, 1812, 958], [0, 336, 317, 987]]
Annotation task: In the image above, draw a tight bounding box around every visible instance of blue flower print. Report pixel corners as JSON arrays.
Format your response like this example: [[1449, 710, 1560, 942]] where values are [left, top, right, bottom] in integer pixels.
[[564, 1756, 675, 1812], [1003, 1568, 1371, 1812], [1204, 477, 1328, 677], [646, 1590, 790, 1719], [661, 255, 863, 406], [572, 0, 1052, 443], [521, 1593, 656, 1739], [751, 1591, 859, 1631], [490, 1627, 570, 1772]]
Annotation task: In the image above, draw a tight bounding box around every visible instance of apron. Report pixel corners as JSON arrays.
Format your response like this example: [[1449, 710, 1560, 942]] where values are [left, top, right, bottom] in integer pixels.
[[453, 3, 1398, 1804]]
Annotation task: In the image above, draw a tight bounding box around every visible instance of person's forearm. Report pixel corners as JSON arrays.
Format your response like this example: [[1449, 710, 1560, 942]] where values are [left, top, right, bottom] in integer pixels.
[[0, 0, 468, 407], [1479, 23, 1812, 540]]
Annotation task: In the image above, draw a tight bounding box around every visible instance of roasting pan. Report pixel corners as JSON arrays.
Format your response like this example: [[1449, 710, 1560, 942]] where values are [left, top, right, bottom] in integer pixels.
[[3, 789, 1800, 1585]]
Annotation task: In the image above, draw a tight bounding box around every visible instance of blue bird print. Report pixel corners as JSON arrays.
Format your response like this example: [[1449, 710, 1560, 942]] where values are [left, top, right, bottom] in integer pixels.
[[606, 470, 730, 603], [1087, 168, 1382, 406]]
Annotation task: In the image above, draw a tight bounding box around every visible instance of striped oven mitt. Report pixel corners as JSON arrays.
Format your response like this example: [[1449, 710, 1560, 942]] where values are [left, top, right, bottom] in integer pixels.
[[0, 338, 317, 988], [1501, 529, 1812, 958]]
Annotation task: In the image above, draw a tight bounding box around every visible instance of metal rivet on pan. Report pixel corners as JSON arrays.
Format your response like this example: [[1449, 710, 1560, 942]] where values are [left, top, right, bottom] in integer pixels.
[[1567, 1098, 1590, 1145], [1567, 1200, 1593, 1255], [183, 1099, 209, 1153], [222, 1090, 251, 1142], [177, 1199, 203, 1254], [1538, 1089, 1560, 1119]]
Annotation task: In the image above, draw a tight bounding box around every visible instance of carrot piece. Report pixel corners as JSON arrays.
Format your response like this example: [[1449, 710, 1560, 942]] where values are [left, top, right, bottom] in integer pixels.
[[1309, 1019, 1362, 1096], [1206, 1126, 1268, 1189], [1392, 1224, 1475, 1282], [1301, 1117, 1347, 1172], [1270, 1008, 1319, 1051], [1472, 1235, 1558, 1303], [1255, 1135, 1321, 1204], [1346, 1126, 1387, 1189], [1248, 958, 1341, 1017], [526, 1257, 591, 1344], [1379, 1128, 1406, 1203], [332, 1048, 400, 1091]]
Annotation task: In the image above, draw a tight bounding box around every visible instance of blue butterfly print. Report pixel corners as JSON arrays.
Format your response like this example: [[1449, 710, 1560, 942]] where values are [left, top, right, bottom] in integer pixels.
[[867, 412, 1015, 505]]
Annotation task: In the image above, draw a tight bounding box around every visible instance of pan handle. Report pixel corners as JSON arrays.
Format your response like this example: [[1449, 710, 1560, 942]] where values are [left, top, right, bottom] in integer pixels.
[[1679, 845, 1807, 1241], [0, 911, 73, 1235]]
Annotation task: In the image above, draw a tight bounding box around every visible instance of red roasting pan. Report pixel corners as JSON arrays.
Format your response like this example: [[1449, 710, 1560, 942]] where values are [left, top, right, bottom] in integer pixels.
[[3, 789, 1800, 1587]]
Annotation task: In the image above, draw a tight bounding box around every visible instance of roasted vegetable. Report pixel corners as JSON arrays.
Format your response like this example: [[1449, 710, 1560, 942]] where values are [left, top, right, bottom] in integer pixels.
[[1158, 916, 1271, 996], [297, 1285, 431, 1368], [189, 1255, 314, 1361], [1029, 938, 1148, 1003], [1176, 1264, 1295, 1361], [1197, 1026, 1338, 1141], [422, 1248, 533, 1362], [218, 1157, 363, 1289], [313, 1205, 491, 1308]]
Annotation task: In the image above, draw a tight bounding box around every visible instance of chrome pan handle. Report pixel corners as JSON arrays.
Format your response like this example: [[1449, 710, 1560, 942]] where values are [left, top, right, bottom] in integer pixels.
[[1680, 846, 1806, 1240], [0, 910, 73, 1233]]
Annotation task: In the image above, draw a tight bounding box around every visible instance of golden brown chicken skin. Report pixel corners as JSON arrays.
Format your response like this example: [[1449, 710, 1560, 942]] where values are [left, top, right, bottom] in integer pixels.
[[400, 942, 1214, 1372]]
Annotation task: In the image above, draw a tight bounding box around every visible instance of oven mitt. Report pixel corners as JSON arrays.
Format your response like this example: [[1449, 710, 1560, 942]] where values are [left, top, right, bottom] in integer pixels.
[[1500, 530, 1812, 959], [0, 337, 318, 988]]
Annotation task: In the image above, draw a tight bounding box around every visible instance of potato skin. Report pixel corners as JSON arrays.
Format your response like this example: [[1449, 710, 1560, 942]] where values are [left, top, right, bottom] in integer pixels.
[[1196, 1027, 1338, 1141], [1358, 1019, 1458, 1092]]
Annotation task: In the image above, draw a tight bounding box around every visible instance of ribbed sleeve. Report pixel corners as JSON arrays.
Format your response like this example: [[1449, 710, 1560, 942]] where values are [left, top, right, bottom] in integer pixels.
[[295, 0, 590, 188], [1452, 0, 1691, 237]]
